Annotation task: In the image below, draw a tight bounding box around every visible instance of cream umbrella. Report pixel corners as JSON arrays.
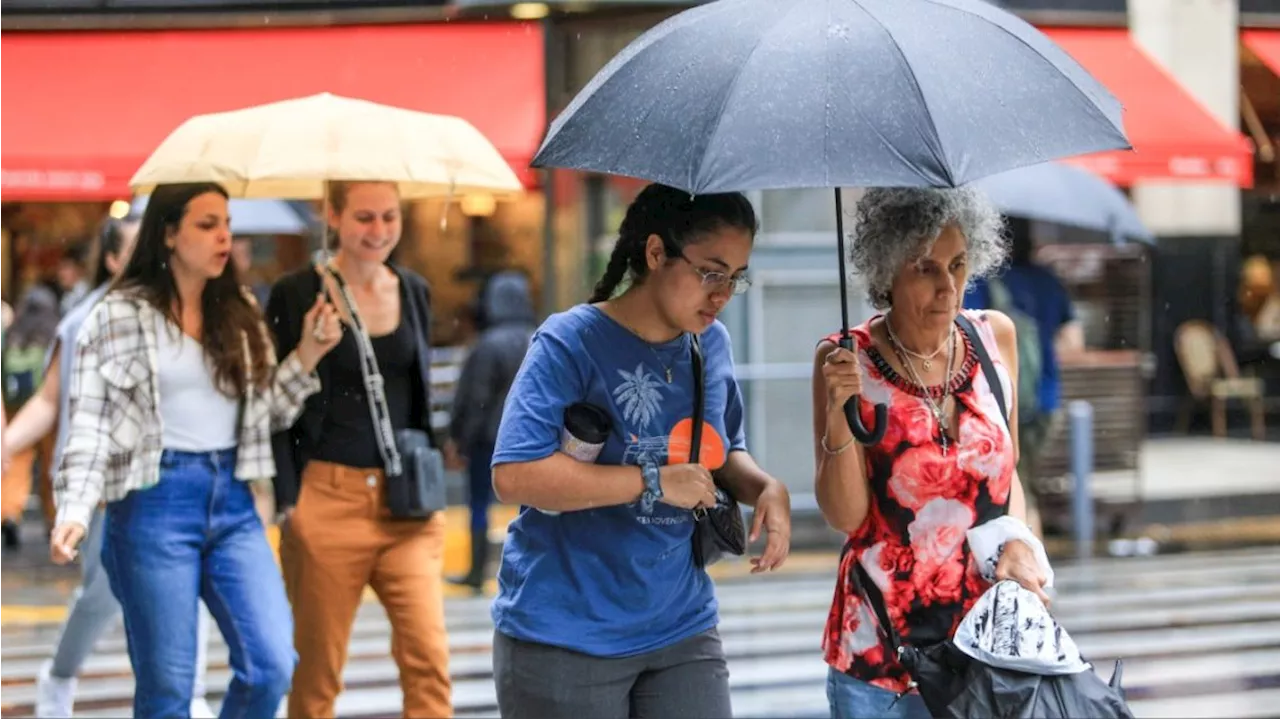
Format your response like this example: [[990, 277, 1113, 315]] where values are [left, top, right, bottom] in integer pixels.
[[129, 92, 523, 199]]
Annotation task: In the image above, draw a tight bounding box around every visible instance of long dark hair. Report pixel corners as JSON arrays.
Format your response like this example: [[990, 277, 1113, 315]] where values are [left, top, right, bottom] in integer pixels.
[[589, 184, 758, 303], [92, 218, 130, 288], [114, 182, 272, 396]]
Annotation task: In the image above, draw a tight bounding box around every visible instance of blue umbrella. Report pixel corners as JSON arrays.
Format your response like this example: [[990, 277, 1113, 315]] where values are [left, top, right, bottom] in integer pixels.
[[533, 0, 1131, 444], [129, 196, 311, 236], [971, 162, 1153, 243]]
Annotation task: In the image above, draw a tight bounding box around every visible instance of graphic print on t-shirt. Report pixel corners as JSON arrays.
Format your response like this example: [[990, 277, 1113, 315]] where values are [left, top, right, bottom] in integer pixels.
[[612, 363, 727, 475]]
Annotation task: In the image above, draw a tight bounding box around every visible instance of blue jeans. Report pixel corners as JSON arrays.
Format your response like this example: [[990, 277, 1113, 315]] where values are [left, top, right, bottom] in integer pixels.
[[102, 449, 295, 719], [827, 667, 931, 719]]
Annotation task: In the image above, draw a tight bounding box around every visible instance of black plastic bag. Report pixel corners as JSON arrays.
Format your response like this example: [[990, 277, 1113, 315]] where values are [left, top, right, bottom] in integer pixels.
[[857, 566, 1136, 719], [900, 643, 1135, 718]]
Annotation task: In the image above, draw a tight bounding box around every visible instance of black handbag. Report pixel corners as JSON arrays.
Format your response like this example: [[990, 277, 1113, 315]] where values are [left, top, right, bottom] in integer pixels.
[[322, 265, 446, 520], [688, 333, 747, 569]]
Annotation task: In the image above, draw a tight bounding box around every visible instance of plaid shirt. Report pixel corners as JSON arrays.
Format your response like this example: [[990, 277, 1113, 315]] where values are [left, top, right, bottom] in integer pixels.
[[54, 290, 320, 529]]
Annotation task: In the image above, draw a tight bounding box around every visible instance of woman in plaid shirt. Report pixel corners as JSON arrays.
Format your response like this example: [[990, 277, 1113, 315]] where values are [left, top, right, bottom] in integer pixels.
[[50, 182, 342, 719]]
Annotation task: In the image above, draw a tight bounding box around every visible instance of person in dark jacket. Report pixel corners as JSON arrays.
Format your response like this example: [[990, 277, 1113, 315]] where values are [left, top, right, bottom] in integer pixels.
[[447, 270, 536, 591]]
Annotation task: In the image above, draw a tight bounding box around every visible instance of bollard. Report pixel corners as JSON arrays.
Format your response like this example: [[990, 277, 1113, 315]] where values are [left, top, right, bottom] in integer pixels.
[[1064, 399, 1095, 557], [1068, 400, 1095, 559]]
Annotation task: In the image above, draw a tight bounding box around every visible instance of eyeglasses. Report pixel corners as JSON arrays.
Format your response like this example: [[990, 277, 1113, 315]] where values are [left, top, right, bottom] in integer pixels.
[[663, 234, 752, 296], [683, 261, 753, 296]]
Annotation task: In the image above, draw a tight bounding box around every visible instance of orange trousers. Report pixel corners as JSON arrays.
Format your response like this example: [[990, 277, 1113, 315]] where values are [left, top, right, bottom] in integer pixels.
[[1, 434, 55, 528], [281, 460, 452, 718], [0, 448, 35, 522]]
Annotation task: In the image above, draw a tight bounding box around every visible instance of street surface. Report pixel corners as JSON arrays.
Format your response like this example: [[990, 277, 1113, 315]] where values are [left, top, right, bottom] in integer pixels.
[[2, 545, 1278, 717]]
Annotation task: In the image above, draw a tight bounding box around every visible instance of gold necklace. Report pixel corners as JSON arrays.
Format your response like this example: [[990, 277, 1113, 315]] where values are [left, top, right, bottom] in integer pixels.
[[889, 327, 957, 455], [610, 305, 679, 383], [885, 313, 951, 371]]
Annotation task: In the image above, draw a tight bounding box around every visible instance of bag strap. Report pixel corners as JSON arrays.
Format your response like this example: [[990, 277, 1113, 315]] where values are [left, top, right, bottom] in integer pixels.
[[688, 333, 704, 465], [320, 264, 403, 476], [955, 313, 1009, 432], [853, 558, 905, 653]]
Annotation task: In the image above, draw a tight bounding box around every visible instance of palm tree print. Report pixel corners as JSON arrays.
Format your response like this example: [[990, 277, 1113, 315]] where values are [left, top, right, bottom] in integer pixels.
[[613, 363, 665, 430]]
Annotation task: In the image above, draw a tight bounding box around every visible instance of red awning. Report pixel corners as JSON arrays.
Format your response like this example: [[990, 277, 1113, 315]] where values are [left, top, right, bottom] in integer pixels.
[[1244, 30, 1280, 75], [1, 22, 545, 201], [1042, 28, 1253, 188]]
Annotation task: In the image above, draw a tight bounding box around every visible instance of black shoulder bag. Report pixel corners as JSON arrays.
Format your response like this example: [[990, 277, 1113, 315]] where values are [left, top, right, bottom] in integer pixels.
[[322, 265, 446, 520], [688, 333, 748, 568]]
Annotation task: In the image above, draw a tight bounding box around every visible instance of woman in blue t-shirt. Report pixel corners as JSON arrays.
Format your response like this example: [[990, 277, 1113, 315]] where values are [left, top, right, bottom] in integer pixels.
[[489, 183, 792, 718]]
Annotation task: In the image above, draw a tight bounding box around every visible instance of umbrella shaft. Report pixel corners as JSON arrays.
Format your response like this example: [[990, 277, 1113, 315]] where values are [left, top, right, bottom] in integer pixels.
[[835, 188, 851, 340]]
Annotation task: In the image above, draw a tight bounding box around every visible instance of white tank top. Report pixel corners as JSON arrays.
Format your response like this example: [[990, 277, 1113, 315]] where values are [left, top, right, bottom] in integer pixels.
[[154, 315, 239, 452]]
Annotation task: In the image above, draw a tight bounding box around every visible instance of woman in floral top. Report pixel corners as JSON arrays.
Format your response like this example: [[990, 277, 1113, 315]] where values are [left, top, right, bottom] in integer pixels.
[[812, 188, 1051, 719]]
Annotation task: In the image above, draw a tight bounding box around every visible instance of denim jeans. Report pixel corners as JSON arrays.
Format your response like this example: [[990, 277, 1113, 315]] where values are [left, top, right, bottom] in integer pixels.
[[102, 448, 295, 719], [826, 667, 931, 719]]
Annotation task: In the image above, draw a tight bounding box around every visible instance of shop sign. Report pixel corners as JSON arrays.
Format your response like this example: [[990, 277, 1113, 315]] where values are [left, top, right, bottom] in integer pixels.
[[0, 169, 107, 193]]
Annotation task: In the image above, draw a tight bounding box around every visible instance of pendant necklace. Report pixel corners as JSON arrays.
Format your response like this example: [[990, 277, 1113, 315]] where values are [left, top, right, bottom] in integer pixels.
[[648, 337, 685, 383], [617, 312, 679, 383], [889, 324, 957, 455], [885, 313, 950, 371]]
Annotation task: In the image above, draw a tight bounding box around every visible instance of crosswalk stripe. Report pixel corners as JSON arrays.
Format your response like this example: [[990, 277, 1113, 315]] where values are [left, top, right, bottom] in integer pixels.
[[4, 547, 1278, 718]]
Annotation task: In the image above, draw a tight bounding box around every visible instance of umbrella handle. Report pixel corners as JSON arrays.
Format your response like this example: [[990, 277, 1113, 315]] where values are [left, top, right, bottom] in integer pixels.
[[839, 334, 888, 445]]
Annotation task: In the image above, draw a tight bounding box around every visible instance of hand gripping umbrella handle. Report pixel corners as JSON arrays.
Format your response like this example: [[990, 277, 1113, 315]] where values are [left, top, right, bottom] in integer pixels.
[[839, 334, 887, 446], [832, 187, 886, 446]]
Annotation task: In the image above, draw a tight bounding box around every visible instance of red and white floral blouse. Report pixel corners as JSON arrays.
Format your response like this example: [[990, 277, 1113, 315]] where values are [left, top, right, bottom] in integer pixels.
[[822, 310, 1016, 693]]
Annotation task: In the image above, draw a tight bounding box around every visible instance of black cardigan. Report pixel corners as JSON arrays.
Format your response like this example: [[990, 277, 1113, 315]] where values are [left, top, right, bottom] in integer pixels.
[[266, 264, 434, 510]]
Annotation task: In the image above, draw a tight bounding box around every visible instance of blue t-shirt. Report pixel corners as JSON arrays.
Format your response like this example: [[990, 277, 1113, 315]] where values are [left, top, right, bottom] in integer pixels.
[[964, 265, 1074, 414], [489, 304, 748, 657]]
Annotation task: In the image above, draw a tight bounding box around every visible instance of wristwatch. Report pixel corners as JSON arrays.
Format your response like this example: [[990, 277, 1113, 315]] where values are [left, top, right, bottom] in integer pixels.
[[639, 461, 663, 514]]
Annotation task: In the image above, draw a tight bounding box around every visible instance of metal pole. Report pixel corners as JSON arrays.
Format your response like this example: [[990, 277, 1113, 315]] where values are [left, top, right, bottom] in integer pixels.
[[539, 14, 559, 319], [1069, 400, 1095, 559]]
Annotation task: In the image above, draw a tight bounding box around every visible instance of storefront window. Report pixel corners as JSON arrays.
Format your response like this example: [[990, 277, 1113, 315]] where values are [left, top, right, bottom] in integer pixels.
[[757, 188, 865, 244]]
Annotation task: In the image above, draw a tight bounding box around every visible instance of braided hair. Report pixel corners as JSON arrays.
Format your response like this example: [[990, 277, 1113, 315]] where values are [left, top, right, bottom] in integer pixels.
[[589, 184, 758, 303]]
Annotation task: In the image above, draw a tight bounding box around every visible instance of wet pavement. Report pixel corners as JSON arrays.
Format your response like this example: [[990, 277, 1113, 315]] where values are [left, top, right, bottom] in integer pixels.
[[3, 544, 1280, 718]]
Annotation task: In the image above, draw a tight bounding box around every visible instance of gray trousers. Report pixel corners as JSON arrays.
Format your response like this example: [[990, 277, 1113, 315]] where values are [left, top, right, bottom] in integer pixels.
[[49, 508, 212, 698], [49, 508, 119, 678], [492, 628, 731, 719]]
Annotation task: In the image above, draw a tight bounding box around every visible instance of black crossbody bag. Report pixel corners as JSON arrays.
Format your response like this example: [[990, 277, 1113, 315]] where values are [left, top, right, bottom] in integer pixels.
[[688, 333, 748, 568], [323, 265, 446, 520]]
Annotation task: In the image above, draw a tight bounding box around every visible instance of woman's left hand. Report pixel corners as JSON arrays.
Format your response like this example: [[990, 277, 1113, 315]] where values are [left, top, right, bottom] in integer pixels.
[[995, 539, 1051, 605], [748, 480, 792, 574]]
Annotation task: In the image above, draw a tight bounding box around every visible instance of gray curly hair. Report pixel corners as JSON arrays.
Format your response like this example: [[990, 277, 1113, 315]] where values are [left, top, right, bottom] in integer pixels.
[[849, 187, 1008, 309]]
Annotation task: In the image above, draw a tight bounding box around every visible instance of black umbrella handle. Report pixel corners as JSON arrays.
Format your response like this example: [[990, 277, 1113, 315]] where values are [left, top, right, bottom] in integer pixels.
[[833, 187, 887, 447], [839, 333, 888, 446]]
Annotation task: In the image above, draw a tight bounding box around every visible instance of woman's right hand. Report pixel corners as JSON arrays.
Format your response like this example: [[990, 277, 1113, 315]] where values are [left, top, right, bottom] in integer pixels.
[[658, 464, 718, 510], [49, 522, 86, 565], [295, 293, 343, 373], [822, 346, 864, 411]]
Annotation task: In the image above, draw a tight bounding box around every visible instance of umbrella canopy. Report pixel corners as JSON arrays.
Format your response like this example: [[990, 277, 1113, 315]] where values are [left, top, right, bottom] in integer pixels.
[[130, 92, 523, 200], [970, 162, 1153, 243], [532, 0, 1133, 446], [532, 0, 1130, 193], [129, 195, 311, 236]]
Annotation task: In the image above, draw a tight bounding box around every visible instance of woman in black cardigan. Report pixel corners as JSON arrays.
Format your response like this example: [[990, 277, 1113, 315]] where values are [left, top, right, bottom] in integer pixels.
[[267, 181, 451, 719]]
